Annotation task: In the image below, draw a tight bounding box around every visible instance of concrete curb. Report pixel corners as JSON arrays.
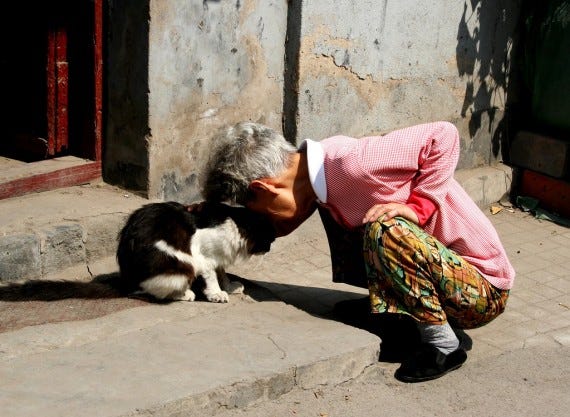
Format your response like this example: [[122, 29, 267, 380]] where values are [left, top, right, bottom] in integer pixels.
[[129, 345, 380, 417], [0, 184, 144, 282], [454, 163, 512, 207], [0, 216, 128, 281], [0, 295, 381, 417]]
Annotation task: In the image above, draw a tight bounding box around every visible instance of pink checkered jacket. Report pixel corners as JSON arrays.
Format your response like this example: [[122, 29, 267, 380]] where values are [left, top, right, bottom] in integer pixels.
[[306, 122, 515, 290]]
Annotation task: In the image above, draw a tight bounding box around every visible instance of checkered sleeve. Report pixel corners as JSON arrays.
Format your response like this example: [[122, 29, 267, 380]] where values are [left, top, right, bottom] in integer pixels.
[[408, 121, 460, 209]]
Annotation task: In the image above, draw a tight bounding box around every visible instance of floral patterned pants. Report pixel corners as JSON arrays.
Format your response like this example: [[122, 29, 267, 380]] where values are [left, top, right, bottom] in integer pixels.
[[363, 217, 509, 329]]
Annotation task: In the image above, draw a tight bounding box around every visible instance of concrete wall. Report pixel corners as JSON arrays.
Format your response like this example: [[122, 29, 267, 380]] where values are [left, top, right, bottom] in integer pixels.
[[105, 0, 287, 200], [105, 0, 521, 201], [147, 0, 287, 202], [291, 0, 521, 170]]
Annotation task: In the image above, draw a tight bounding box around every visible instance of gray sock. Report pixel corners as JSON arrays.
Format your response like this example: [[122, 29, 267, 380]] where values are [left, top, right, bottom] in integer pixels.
[[416, 322, 460, 355]]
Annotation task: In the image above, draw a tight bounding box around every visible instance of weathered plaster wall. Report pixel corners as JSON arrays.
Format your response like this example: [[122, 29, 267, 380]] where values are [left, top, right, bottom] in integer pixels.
[[293, 0, 520, 170], [105, 0, 520, 201], [146, 0, 287, 202]]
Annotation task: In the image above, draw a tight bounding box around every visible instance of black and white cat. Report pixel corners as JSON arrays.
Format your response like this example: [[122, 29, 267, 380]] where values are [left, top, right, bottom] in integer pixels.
[[117, 201, 275, 302]]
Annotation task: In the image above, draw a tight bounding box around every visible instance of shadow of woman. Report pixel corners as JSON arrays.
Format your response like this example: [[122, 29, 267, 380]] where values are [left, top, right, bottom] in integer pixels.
[[239, 276, 437, 363]]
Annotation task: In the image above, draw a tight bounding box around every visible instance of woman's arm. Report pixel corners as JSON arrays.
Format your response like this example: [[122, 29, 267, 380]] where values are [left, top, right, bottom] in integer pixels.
[[406, 122, 460, 224], [362, 122, 460, 226]]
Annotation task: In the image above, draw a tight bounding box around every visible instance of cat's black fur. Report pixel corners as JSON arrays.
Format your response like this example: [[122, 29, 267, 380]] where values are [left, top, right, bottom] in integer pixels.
[[117, 201, 275, 301]]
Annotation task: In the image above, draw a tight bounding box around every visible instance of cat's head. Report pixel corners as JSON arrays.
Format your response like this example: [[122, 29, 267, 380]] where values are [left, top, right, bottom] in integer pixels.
[[197, 202, 276, 255]]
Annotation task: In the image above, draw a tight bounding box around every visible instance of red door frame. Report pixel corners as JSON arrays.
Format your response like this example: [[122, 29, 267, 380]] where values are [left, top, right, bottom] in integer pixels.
[[93, 0, 103, 162], [0, 0, 103, 200], [47, 26, 69, 156]]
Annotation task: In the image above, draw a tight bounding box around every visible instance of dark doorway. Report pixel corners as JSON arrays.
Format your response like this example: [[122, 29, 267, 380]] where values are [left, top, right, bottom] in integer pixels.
[[0, 0, 103, 199]]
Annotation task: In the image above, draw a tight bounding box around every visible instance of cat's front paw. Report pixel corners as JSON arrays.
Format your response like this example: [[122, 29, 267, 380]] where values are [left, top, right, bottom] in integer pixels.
[[226, 280, 245, 294], [206, 290, 229, 303]]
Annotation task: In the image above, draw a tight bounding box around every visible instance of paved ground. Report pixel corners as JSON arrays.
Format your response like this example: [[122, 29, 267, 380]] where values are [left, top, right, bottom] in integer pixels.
[[213, 345, 570, 417], [0, 183, 569, 416], [236, 205, 570, 363], [224, 208, 570, 417]]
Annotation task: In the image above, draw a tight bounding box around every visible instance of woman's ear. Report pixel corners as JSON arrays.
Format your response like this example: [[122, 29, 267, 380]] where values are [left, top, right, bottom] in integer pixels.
[[250, 179, 279, 195]]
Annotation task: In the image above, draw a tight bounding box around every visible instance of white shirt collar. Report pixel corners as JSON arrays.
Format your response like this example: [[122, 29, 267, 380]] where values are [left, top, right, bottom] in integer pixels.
[[300, 139, 327, 203]]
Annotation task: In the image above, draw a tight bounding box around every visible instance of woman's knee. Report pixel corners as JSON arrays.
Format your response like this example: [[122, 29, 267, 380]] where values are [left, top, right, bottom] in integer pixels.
[[364, 217, 423, 270], [365, 216, 424, 251]]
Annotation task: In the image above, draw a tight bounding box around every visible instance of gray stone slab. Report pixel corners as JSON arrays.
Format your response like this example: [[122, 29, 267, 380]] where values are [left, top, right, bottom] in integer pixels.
[[83, 213, 129, 262], [0, 233, 40, 281], [40, 223, 86, 276], [0, 183, 146, 282], [453, 164, 512, 208], [0, 299, 380, 417]]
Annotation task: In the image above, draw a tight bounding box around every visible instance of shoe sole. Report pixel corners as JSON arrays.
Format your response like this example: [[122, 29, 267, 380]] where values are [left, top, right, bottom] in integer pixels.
[[394, 362, 465, 383]]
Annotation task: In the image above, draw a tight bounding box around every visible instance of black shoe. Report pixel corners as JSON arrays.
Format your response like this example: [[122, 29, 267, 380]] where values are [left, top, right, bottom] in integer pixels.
[[394, 344, 467, 383]]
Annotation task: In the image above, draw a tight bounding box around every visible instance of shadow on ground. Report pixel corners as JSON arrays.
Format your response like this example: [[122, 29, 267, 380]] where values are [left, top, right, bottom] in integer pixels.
[[241, 277, 441, 363], [0, 273, 126, 301], [0, 273, 472, 362], [0, 274, 150, 333], [0, 273, 277, 333]]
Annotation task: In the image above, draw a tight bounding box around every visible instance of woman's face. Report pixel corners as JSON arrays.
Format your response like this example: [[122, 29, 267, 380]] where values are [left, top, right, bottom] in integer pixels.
[[246, 182, 315, 237]]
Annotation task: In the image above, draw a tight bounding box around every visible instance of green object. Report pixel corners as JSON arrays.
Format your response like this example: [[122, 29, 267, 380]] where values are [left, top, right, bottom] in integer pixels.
[[516, 195, 540, 212], [516, 195, 570, 227], [524, 1, 570, 134]]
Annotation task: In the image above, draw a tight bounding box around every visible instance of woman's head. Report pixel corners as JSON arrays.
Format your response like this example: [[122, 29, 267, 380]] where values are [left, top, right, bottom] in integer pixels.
[[201, 122, 297, 206]]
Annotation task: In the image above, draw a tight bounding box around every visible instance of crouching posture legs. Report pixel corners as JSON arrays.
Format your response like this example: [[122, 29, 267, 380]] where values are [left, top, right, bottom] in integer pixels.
[[364, 217, 510, 382]]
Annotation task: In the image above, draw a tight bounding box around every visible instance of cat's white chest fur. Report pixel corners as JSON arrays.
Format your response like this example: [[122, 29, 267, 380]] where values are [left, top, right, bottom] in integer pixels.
[[151, 219, 246, 302]]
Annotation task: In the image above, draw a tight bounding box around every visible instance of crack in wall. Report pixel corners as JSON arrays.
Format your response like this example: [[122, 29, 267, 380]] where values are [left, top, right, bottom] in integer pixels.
[[321, 53, 369, 81]]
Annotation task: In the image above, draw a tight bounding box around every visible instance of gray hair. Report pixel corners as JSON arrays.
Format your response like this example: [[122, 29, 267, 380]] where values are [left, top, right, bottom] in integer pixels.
[[201, 122, 297, 205]]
